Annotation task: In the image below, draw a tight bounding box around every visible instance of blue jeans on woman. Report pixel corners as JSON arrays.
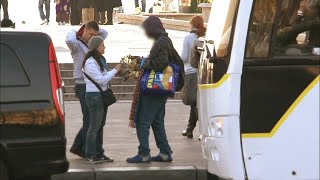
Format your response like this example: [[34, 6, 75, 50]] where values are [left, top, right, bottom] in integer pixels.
[[136, 95, 172, 156], [85, 92, 107, 158]]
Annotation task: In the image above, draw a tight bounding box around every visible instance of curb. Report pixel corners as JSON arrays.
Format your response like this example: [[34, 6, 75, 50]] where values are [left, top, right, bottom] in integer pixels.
[[52, 166, 207, 180]]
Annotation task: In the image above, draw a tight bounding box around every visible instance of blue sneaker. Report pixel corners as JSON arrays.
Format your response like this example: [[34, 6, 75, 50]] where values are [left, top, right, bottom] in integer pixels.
[[126, 155, 151, 163], [151, 153, 173, 162]]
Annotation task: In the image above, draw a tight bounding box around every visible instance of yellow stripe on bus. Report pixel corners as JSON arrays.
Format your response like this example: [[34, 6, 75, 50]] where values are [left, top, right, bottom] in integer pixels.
[[242, 75, 320, 138], [198, 74, 230, 89]]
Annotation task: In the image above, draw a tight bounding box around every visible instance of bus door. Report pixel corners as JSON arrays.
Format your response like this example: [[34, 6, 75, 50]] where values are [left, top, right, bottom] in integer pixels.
[[197, 0, 254, 179], [241, 0, 320, 179]]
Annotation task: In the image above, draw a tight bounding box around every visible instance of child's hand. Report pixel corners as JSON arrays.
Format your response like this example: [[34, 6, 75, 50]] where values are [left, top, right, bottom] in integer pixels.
[[128, 120, 135, 128]]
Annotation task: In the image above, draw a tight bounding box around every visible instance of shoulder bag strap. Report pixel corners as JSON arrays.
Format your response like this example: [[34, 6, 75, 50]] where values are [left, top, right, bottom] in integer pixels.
[[83, 72, 104, 94]]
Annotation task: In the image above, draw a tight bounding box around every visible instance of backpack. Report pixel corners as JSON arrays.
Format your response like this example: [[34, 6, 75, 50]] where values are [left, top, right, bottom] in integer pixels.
[[171, 44, 185, 92], [190, 39, 204, 68]]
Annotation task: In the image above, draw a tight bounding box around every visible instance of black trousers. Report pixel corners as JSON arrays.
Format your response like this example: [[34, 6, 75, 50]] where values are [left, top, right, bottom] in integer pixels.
[[106, 6, 113, 23], [187, 104, 198, 132], [70, 0, 81, 25], [0, 0, 9, 19], [134, 0, 146, 12]]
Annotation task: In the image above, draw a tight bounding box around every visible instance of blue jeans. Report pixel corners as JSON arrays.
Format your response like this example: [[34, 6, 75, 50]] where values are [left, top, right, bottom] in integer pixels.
[[71, 84, 90, 153], [38, 0, 50, 21], [136, 95, 172, 156], [85, 92, 107, 157]]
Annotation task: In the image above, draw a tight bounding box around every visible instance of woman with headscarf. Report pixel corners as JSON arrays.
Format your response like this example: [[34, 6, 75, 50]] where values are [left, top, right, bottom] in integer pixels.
[[126, 16, 179, 163]]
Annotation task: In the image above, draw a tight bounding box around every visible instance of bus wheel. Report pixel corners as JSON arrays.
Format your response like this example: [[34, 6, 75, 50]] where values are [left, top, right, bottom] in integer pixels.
[[207, 171, 220, 180], [0, 160, 9, 180]]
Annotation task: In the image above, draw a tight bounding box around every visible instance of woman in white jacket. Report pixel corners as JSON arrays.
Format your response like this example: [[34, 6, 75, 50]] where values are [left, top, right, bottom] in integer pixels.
[[82, 36, 122, 164]]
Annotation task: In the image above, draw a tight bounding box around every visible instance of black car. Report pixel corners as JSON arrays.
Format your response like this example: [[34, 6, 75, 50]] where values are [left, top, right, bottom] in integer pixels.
[[0, 31, 69, 180]]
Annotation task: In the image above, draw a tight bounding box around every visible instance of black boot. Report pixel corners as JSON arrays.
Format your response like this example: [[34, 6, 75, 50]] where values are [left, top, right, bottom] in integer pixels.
[[182, 130, 193, 138]]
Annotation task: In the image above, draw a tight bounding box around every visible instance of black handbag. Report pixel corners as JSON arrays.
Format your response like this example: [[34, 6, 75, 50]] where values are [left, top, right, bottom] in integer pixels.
[[83, 72, 117, 107]]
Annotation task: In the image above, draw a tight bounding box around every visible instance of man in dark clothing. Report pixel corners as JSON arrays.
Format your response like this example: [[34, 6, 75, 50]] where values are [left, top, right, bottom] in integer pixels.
[[39, 0, 51, 25], [70, 0, 82, 25], [0, 0, 9, 19]]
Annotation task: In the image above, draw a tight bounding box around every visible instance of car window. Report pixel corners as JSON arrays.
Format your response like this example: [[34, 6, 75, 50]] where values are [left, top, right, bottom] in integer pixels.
[[0, 44, 29, 87]]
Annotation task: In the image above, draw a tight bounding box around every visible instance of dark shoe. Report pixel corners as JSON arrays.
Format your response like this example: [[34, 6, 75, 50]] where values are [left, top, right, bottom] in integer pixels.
[[100, 154, 114, 162], [70, 147, 85, 158], [182, 130, 193, 138], [151, 153, 173, 162], [126, 155, 151, 163], [104, 21, 113, 25], [86, 156, 104, 164]]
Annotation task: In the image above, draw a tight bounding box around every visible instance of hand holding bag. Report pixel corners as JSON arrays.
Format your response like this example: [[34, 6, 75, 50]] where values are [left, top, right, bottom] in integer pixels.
[[83, 72, 116, 107], [139, 63, 180, 96]]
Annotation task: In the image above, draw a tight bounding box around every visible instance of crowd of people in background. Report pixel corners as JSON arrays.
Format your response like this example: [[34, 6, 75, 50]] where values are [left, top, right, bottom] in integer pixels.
[[0, 0, 180, 27]]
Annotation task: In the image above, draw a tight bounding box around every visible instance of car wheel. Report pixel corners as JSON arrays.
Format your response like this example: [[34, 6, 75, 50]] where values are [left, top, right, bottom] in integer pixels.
[[0, 160, 9, 180]]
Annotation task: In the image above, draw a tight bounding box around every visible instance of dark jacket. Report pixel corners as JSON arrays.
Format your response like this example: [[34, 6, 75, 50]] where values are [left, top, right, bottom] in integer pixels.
[[142, 34, 185, 91], [78, 0, 95, 9], [142, 35, 171, 71]]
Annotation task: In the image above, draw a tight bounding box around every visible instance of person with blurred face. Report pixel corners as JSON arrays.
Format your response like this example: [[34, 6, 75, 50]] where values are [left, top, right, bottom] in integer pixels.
[[82, 36, 122, 163], [65, 21, 108, 159], [127, 16, 177, 163]]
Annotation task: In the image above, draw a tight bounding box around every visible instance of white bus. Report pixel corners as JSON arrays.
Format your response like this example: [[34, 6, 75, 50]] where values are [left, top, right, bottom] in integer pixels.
[[197, 0, 320, 179]]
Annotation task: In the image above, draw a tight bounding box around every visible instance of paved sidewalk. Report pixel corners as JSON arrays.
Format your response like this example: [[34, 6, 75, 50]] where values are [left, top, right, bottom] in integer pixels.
[[65, 101, 205, 170]]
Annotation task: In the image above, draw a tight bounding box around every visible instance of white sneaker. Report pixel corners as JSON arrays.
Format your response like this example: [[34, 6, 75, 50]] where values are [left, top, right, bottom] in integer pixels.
[[40, 19, 48, 25]]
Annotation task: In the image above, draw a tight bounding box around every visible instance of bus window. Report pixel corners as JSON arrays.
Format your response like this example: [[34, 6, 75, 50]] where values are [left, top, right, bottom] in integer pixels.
[[275, 0, 320, 56], [199, 0, 239, 84], [245, 0, 276, 58]]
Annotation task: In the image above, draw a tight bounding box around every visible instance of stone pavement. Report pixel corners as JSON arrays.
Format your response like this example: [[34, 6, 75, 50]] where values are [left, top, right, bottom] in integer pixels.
[[64, 101, 205, 170]]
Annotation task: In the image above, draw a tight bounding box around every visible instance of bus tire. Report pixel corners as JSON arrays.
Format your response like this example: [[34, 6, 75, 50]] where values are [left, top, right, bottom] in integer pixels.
[[0, 160, 9, 180], [207, 171, 219, 180]]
